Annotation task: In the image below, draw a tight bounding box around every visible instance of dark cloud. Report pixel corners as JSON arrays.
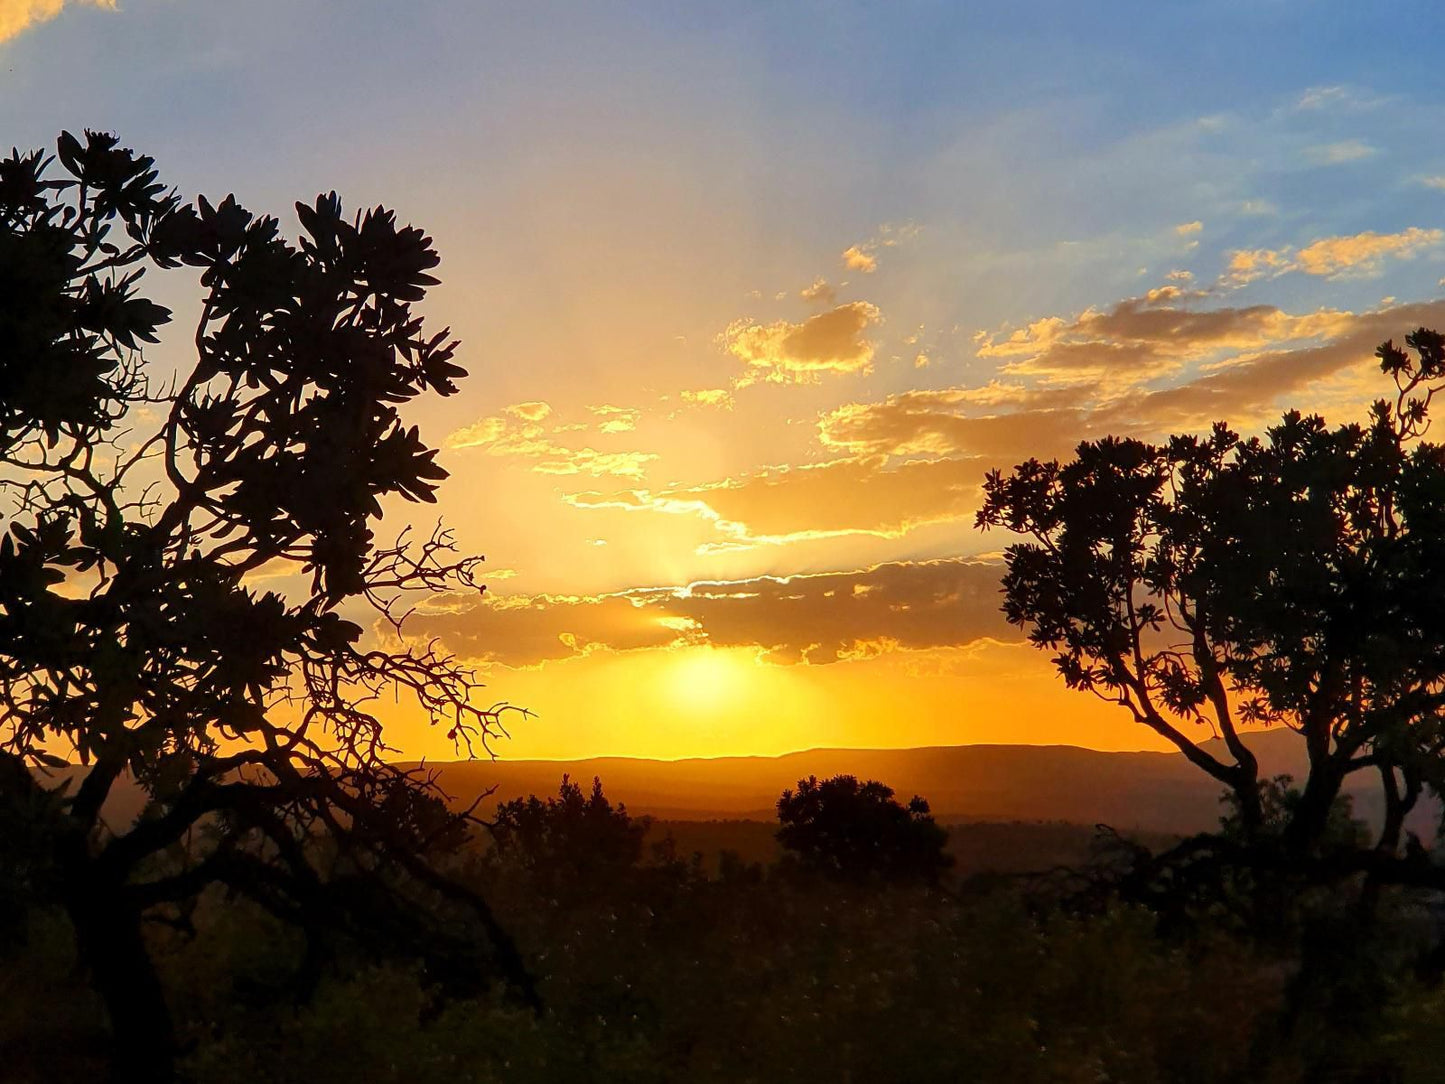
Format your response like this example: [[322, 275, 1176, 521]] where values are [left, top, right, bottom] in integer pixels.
[[405, 559, 1014, 668]]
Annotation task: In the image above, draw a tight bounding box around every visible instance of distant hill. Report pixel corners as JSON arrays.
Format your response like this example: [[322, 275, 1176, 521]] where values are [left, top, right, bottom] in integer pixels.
[[413, 731, 1257, 835], [418, 729, 1435, 838], [47, 728, 1435, 840]]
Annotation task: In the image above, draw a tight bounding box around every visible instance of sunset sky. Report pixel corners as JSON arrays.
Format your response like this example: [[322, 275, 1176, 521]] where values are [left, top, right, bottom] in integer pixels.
[[7, 1, 1445, 760]]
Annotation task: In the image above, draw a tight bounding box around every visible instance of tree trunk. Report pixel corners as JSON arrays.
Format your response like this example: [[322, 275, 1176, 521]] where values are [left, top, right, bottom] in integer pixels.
[[1283, 766, 1343, 857], [67, 885, 177, 1083]]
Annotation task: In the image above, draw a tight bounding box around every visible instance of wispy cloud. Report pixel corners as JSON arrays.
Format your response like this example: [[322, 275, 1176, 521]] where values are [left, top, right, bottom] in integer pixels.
[[446, 403, 656, 478], [1304, 139, 1377, 165], [565, 455, 984, 549], [1225, 227, 1443, 284]]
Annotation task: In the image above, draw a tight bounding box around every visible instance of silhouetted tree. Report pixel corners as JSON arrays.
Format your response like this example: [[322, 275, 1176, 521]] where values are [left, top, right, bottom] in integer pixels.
[[0, 131, 531, 1081], [776, 774, 951, 885], [976, 328, 1445, 883], [492, 775, 649, 880]]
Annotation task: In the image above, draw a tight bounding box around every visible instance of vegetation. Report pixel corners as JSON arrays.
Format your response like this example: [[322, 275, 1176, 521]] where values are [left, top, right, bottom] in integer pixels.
[[4, 773, 1439, 1082], [977, 330, 1445, 870], [0, 131, 526, 1080], [776, 773, 952, 885]]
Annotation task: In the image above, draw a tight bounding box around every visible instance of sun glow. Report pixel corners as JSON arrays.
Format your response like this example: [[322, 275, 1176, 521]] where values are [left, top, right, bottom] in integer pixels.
[[663, 646, 752, 713]]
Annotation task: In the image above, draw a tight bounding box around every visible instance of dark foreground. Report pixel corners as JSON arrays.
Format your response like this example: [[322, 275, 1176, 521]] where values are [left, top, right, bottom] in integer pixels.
[[4, 816, 1444, 1084]]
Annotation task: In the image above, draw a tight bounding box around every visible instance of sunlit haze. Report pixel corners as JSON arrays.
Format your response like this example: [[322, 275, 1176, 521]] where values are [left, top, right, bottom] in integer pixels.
[[8, 1, 1445, 759]]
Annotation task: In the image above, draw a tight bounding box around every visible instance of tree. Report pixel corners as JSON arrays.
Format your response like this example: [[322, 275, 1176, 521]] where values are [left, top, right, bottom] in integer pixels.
[[0, 131, 531, 1081], [491, 775, 649, 881], [976, 328, 1445, 879], [775, 774, 951, 885]]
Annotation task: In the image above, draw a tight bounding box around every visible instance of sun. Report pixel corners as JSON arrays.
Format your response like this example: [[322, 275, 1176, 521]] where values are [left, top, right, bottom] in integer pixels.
[[663, 646, 749, 714]]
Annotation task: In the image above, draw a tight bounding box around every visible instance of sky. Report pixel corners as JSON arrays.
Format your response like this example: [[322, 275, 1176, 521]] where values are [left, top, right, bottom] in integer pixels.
[[6, 0, 1445, 760]]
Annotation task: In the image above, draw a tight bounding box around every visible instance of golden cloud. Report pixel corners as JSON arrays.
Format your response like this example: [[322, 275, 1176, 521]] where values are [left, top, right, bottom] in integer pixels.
[[589, 405, 640, 433], [841, 245, 877, 273], [680, 388, 734, 409], [0, 0, 112, 44], [404, 559, 1014, 668], [445, 405, 656, 478], [824, 299, 1445, 462], [800, 278, 837, 305], [972, 289, 1350, 386], [1226, 228, 1443, 284], [565, 455, 984, 547], [505, 401, 552, 422], [722, 300, 881, 385]]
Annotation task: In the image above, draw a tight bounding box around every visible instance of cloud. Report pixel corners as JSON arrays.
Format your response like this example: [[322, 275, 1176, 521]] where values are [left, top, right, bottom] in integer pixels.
[[1225, 228, 1443, 284], [0, 0, 112, 44], [1294, 228, 1443, 277], [1223, 247, 1292, 285], [722, 300, 881, 385], [1304, 139, 1376, 165], [1174, 221, 1203, 237], [819, 392, 1091, 462], [446, 404, 656, 478], [1419, 176, 1445, 191], [505, 401, 552, 422], [838, 222, 920, 276], [565, 455, 985, 548], [680, 388, 733, 409], [800, 278, 836, 305], [819, 298, 1445, 463], [405, 559, 1014, 668], [589, 405, 640, 433], [1292, 85, 1384, 113], [842, 245, 877, 273], [970, 287, 1350, 387]]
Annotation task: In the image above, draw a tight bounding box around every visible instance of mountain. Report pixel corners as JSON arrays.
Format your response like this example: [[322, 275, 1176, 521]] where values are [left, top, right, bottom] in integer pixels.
[[47, 728, 1435, 840], [416, 740, 1237, 834], [419, 728, 1436, 838]]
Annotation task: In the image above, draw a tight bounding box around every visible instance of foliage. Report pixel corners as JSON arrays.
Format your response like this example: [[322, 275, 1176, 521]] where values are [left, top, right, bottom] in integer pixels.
[[0, 131, 525, 1080], [977, 328, 1445, 868], [776, 774, 952, 885], [491, 775, 650, 881]]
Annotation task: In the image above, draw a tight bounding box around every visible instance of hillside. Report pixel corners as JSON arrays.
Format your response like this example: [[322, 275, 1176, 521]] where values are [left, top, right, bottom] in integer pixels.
[[56, 728, 1433, 840]]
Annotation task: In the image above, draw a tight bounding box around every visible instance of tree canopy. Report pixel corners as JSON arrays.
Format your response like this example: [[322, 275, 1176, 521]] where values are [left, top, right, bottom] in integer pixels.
[[776, 774, 951, 885], [977, 329, 1445, 867], [492, 774, 650, 881], [0, 131, 526, 1080]]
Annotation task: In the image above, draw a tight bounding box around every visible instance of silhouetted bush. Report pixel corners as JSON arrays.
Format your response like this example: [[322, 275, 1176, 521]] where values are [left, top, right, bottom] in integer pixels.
[[492, 775, 650, 880], [776, 774, 952, 885]]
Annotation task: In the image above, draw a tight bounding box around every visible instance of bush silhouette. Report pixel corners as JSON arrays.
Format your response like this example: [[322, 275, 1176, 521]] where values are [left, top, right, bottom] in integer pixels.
[[776, 774, 951, 885], [492, 775, 650, 880]]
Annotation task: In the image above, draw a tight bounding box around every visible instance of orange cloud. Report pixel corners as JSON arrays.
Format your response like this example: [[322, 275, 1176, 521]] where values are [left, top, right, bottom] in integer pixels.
[[589, 405, 640, 433], [405, 559, 1014, 668], [680, 388, 733, 409], [824, 299, 1445, 461], [445, 404, 656, 478], [565, 455, 985, 547], [1226, 228, 1443, 284], [722, 300, 881, 385], [842, 245, 877, 273], [800, 278, 837, 305], [972, 289, 1351, 386], [0, 0, 112, 44]]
